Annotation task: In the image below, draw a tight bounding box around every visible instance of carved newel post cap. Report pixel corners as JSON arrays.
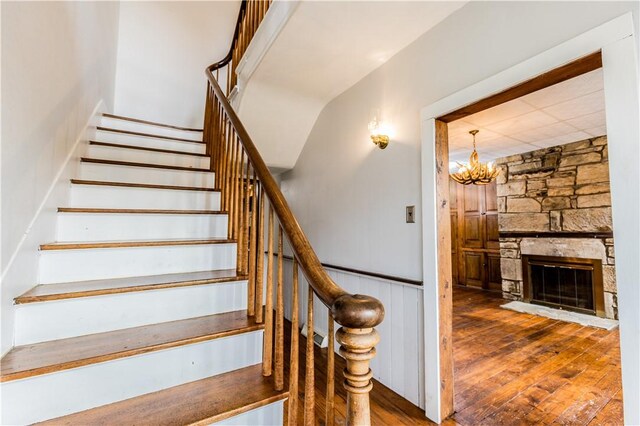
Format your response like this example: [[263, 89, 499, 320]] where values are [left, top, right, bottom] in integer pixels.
[[331, 294, 385, 329]]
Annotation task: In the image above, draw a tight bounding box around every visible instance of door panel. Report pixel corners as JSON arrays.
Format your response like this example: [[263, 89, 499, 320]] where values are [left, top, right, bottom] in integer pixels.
[[463, 252, 484, 288], [486, 253, 503, 291], [485, 182, 498, 213], [463, 184, 481, 214]]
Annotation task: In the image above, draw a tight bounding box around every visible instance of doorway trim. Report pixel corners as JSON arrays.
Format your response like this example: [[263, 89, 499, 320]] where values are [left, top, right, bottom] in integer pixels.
[[420, 12, 638, 424]]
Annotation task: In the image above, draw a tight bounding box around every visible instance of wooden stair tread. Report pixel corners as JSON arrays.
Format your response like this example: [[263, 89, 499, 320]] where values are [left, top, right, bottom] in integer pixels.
[[40, 238, 235, 251], [70, 179, 220, 192], [1, 310, 262, 382], [15, 269, 246, 304], [81, 157, 211, 173], [89, 140, 209, 157], [36, 364, 287, 425], [96, 126, 205, 143], [102, 113, 203, 133], [57, 207, 226, 215]]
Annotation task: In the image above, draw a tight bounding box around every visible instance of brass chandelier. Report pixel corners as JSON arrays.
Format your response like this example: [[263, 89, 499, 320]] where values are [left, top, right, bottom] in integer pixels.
[[450, 130, 499, 185]]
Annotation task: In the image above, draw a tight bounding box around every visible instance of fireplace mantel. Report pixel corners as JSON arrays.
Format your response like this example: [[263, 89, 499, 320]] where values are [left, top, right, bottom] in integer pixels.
[[500, 232, 613, 239]]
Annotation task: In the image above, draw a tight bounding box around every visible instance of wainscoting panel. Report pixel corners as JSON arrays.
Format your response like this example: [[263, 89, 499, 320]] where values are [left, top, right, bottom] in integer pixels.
[[276, 256, 425, 408]]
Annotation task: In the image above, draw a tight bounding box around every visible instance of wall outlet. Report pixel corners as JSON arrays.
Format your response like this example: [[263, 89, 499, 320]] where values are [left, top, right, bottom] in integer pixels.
[[406, 205, 415, 223]]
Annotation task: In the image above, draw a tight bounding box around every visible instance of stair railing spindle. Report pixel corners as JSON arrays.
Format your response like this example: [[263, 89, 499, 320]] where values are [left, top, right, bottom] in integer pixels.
[[242, 159, 251, 275], [275, 226, 284, 391], [255, 182, 265, 323], [238, 150, 246, 274], [262, 206, 274, 376], [304, 287, 315, 426], [247, 164, 256, 316], [287, 257, 299, 426], [326, 312, 335, 426]]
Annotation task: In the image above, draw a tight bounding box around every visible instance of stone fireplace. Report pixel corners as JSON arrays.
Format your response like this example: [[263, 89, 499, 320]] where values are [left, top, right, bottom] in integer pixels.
[[495, 136, 617, 319]]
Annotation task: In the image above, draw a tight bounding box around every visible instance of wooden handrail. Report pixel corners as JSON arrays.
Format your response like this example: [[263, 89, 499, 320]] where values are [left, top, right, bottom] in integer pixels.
[[205, 71, 384, 327], [206, 1, 247, 74], [203, 2, 384, 424]]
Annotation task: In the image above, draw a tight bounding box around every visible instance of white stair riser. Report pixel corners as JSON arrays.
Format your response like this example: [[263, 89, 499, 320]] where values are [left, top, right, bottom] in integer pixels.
[[87, 144, 210, 169], [95, 130, 206, 154], [57, 213, 228, 241], [15, 281, 247, 344], [100, 116, 203, 142], [213, 400, 284, 425], [79, 162, 215, 188], [39, 243, 237, 284], [69, 184, 221, 210], [2, 332, 262, 425]]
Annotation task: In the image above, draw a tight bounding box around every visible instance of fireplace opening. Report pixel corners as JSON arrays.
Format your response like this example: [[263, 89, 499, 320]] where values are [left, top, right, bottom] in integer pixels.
[[522, 255, 605, 317]]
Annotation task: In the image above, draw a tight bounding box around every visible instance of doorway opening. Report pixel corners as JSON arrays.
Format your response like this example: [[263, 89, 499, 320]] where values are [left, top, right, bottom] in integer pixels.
[[432, 50, 629, 424]]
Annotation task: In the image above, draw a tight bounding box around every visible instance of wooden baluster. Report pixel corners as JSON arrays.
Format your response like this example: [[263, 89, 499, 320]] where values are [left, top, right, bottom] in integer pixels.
[[220, 117, 229, 212], [287, 258, 300, 426], [234, 145, 242, 252], [326, 313, 335, 426], [232, 137, 239, 240], [203, 83, 211, 152], [215, 101, 224, 185], [274, 226, 284, 391], [219, 116, 226, 210], [228, 132, 237, 237], [247, 165, 256, 316], [209, 93, 220, 173], [248, 1, 252, 32], [226, 61, 231, 96], [237, 147, 244, 256], [238, 150, 246, 274], [243, 160, 251, 275], [336, 327, 380, 426], [304, 287, 315, 426], [255, 183, 265, 323], [262, 206, 274, 376]]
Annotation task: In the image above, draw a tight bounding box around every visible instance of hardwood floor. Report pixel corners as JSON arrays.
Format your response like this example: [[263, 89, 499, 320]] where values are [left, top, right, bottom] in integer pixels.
[[451, 286, 622, 426], [288, 286, 622, 425]]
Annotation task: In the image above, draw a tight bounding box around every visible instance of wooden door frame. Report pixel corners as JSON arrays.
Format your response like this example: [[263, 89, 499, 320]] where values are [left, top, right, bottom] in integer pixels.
[[420, 13, 639, 423]]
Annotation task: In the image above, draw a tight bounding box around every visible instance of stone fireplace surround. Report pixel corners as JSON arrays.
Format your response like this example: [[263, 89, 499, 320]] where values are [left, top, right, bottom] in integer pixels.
[[495, 136, 617, 319]]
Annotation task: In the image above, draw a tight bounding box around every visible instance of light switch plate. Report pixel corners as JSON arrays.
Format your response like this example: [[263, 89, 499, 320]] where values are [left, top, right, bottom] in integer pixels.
[[406, 205, 415, 223]]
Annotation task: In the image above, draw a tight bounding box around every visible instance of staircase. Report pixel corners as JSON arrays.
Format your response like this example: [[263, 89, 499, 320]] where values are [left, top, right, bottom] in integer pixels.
[[2, 2, 386, 424], [1, 114, 287, 425]]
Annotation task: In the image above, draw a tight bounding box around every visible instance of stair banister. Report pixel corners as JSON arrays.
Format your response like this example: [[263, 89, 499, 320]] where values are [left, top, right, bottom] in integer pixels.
[[204, 1, 385, 424]]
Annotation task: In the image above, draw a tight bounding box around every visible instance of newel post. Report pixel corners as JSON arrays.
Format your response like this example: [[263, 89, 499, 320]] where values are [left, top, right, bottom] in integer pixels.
[[332, 294, 384, 426]]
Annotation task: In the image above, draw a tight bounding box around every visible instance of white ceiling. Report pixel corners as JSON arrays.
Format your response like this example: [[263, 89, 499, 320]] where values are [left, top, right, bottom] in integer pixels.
[[448, 68, 606, 163], [238, 1, 466, 170]]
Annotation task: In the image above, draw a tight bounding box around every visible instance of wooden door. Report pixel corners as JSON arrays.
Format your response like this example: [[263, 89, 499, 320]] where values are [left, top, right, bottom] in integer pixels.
[[453, 179, 502, 291]]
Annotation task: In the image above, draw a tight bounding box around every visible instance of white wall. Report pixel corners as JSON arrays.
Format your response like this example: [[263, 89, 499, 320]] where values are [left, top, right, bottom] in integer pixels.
[[1, 1, 120, 355], [113, 1, 240, 129], [279, 0, 638, 414]]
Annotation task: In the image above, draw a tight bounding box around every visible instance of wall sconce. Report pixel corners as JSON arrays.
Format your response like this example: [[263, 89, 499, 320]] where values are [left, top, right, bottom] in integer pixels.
[[368, 111, 390, 149]]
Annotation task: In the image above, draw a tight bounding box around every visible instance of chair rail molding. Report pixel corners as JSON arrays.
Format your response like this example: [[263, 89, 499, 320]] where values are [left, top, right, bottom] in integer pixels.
[[420, 12, 638, 424]]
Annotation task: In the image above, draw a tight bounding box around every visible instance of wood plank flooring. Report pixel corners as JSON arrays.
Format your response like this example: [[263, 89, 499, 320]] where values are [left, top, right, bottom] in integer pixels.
[[289, 286, 622, 425], [451, 286, 622, 426]]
